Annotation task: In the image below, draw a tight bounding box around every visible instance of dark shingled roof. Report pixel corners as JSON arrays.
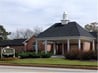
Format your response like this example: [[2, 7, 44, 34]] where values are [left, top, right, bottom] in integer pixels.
[[0, 39, 26, 47], [90, 32, 98, 43], [90, 32, 97, 38], [37, 22, 94, 38]]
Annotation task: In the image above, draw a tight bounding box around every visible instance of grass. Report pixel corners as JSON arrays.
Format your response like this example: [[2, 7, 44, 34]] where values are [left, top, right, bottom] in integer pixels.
[[0, 58, 97, 67]]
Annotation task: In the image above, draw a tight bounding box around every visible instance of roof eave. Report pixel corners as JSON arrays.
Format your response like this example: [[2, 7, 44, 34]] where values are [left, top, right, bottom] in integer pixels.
[[36, 36, 95, 41]]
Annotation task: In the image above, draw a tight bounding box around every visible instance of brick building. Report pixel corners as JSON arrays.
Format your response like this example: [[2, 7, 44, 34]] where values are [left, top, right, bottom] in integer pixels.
[[35, 12, 97, 55]]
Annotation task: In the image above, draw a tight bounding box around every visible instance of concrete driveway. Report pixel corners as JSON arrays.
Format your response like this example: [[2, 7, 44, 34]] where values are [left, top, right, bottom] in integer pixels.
[[0, 65, 97, 73]]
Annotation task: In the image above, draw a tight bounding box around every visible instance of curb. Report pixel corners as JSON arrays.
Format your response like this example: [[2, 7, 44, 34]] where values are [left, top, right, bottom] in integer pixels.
[[0, 63, 97, 70]]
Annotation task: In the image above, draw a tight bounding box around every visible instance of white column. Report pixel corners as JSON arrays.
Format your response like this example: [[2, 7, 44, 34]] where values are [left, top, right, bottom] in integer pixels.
[[24, 42, 27, 51], [45, 40, 47, 54], [92, 40, 95, 51], [67, 39, 70, 52], [13, 49, 15, 58], [78, 39, 81, 50], [35, 40, 38, 54], [62, 43, 64, 55], [53, 42, 56, 55]]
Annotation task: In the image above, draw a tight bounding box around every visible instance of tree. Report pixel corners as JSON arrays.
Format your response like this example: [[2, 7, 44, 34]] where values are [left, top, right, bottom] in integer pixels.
[[9, 29, 33, 39], [9, 26, 43, 39], [85, 22, 98, 50], [0, 25, 10, 40], [19, 29, 34, 39], [85, 22, 98, 32], [33, 26, 43, 36]]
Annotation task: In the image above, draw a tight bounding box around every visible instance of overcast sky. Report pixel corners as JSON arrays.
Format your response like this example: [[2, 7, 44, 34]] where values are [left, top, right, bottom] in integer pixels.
[[0, 0, 97, 32]]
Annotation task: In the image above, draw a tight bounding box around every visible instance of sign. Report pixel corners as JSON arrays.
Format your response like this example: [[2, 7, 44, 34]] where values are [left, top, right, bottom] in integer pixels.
[[1, 46, 15, 58]]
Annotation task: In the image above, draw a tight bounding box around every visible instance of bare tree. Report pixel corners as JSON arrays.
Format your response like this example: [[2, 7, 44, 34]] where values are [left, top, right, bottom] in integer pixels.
[[20, 29, 34, 39], [9, 29, 33, 39], [9, 26, 43, 39], [33, 26, 43, 36]]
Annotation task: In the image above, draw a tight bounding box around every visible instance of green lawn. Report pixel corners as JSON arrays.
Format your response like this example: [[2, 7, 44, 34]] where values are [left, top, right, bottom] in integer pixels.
[[0, 58, 97, 67]]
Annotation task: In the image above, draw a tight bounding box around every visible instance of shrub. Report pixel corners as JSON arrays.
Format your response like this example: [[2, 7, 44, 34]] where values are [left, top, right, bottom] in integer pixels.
[[79, 51, 93, 60], [15, 53, 18, 57], [17, 52, 40, 58], [91, 51, 98, 60], [29, 52, 40, 58], [18, 52, 29, 58], [79, 51, 98, 60], [17, 51, 52, 59], [65, 49, 79, 60], [41, 52, 52, 58], [65, 49, 98, 60]]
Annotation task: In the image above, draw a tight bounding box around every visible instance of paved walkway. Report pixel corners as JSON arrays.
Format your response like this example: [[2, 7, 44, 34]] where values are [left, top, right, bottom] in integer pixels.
[[0, 65, 97, 73]]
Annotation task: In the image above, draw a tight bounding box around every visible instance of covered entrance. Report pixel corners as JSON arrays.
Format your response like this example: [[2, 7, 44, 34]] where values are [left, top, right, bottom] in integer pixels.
[[52, 43, 63, 55], [56, 43, 62, 55], [35, 38, 95, 56]]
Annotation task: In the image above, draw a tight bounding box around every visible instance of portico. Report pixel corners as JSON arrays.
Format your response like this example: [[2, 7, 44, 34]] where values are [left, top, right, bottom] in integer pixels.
[[35, 36, 95, 55]]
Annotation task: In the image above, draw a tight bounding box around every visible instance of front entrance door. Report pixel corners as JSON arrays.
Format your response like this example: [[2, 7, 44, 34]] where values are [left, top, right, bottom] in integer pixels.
[[56, 43, 62, 55]]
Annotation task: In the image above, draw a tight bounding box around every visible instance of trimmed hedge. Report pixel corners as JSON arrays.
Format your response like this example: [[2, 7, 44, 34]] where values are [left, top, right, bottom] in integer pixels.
[[18, 52, 40, 58], [40, 52, 52, 58], [17, 51, 52, 59], [18, 52, 30, 58], [29, 52, 40, 58]]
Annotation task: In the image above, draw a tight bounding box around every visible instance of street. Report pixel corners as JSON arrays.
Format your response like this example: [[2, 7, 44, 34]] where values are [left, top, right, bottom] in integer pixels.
[[0, 65, 97, 73]]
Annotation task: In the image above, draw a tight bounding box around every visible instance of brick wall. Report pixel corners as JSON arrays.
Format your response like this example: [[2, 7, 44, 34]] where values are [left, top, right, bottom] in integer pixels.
[[25, 36, 44, 51], [83, 41, 91, 52], [25, 36, 35, 51]]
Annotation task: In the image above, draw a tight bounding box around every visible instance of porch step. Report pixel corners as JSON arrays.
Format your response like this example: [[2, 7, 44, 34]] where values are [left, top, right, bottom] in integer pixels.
[[51, 55, 65, 58]]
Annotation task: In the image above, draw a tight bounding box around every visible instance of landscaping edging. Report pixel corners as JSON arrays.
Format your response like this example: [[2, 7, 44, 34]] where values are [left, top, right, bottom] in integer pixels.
[[0, 63, 97, 70]]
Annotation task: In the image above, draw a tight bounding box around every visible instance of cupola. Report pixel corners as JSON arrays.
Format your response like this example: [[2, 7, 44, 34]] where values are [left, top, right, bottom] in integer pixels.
[[61, 11, 69, 24]]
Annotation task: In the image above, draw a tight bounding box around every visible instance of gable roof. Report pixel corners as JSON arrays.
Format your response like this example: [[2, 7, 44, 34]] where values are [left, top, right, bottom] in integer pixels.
[[0, 39, 26, 47], [24, 36, 36, 43], [37, 22, 94, 38]]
